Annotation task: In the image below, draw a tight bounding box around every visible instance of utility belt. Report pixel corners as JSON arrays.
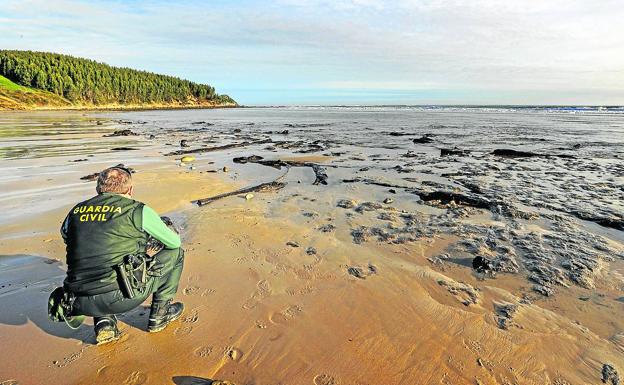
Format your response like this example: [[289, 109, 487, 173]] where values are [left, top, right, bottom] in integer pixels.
[[115, 253, 157, 299]]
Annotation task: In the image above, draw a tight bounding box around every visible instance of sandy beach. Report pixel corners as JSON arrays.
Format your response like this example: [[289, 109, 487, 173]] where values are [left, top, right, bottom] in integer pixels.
[[1, 108, 623, 385]]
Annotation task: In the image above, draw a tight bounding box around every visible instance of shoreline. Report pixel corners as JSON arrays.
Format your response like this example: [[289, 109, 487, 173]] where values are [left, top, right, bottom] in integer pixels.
[[0, 102, 239, 112]]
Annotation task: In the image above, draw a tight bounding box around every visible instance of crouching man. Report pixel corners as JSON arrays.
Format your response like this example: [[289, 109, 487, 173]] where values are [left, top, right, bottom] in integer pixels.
[[60, 166, 184, 344]]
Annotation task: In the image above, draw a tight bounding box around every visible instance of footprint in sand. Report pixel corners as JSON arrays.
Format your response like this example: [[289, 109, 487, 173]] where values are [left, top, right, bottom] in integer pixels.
[[202, 288, 216, 296], [313, 374, 337, 385], [124, 371, 147, 385], [286, 285, 316, 296], [224, 347, 243, 362], [173, 325, 193, 336], [269, 304, 303, 325], [242, 280, 272, 310], [183, 285, 201, 295], [194, 346, 213, 358], [182, 309, 200, 323]]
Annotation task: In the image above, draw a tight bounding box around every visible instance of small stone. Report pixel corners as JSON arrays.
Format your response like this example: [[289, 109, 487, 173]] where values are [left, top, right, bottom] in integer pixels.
[[383, 198, 394, 204], [602, 363, 620, 385], [223, 166, 229, 172], [286, 241, 300, 248], [337, 199, 357, 209], [318, 224, 336, 233], [347, 266, 367, 279], [245, 193, 254, 200]]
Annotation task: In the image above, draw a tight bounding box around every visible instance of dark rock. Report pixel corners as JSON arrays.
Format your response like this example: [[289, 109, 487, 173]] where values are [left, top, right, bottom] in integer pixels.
[[570, 211, 624, 231], [233, 155, 264, 164], [393, 165, 414, 173], [318, 224, 336, 233], [286, 241, 300, 248], [104, 129, 138, 137], [80, 173, 99, 181], [166, 139, 272, 156], [602, 364, 620, 385], [111, 147, 139, 151], [347, 264, 377, 279], [437, 279, 480, 306], [492, 149, 540, 158], [337, 199, 357, 209], [180, 139, 190, 148], [413, 135, 434, 144], [370, 227, 397, 242], [494, 302, 518, 330], [440, 148, 470, 156], [310, 164, 328, 185], [416, 190, 491, 210], [472, 256, 493, 273], [355, 202, 383, 213], [351, 228, 368, 244], [306, 247, 317, 255]]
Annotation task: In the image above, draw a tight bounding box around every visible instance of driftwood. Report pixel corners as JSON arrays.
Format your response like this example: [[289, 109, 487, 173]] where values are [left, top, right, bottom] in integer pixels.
[[195, 181, 286, 206], [491, 149, 574, 159], [165, 139, 272, 156], [232, 156, 329, 185]]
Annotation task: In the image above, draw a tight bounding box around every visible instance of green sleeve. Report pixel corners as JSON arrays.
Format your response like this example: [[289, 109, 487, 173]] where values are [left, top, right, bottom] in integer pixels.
[[142, 205, 181, 249]]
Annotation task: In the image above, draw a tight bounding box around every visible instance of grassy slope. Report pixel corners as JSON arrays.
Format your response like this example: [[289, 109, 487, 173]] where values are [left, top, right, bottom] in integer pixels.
[[0, 75, 71, 110], [0, 75, 236, 110]]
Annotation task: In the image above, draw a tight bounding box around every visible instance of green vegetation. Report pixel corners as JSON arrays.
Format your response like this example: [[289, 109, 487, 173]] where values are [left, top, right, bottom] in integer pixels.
[[0, 74, 71, 110], [0, 74, 27, 91], [0, 50, 236, 109]]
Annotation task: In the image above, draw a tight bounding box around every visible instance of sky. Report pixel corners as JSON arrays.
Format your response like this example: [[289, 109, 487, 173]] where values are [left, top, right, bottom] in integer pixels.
[[0, 0, 623, 105]]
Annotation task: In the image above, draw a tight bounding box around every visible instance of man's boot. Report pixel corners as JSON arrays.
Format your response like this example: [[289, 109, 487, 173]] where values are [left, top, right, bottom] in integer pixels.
[[147, 300, 184, 333], [94, 315, 121, 345]]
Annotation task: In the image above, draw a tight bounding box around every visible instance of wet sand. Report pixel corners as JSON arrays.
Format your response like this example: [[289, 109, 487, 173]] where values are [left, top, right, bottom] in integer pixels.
[[0, 109, 623, 385]]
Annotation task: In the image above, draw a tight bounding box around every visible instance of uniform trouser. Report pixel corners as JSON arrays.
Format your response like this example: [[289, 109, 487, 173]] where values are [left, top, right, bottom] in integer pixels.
[[72, 247, 184, 321]]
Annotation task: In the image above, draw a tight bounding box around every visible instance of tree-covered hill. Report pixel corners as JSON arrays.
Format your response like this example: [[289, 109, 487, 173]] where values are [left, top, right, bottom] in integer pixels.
[[0, 50, 236, 109]]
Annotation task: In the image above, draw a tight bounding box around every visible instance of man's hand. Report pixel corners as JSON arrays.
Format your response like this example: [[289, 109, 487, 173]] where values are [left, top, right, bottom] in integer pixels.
[[145, 216, 180, 255]]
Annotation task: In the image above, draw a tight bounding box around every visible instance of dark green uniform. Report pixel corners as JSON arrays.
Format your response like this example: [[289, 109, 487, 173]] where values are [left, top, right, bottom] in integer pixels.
[[61, 193, 184, 317]]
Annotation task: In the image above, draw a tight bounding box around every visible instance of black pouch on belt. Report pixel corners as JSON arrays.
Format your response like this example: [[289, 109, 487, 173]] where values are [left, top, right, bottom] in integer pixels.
[[116, 254, 152, 299]]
